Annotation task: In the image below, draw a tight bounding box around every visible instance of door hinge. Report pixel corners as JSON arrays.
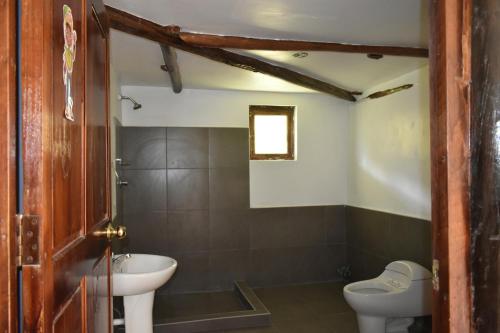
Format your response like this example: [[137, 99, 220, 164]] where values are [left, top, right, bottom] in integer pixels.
[[15, 214, 41, 267], [432, 259, 439, 291]]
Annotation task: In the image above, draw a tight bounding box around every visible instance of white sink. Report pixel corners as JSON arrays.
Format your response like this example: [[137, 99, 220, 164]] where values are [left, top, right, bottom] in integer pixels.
[[113, 253, 177, 296], [112, 254, 177, 333]]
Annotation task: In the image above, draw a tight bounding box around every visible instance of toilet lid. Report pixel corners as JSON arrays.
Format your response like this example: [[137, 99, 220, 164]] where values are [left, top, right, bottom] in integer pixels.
[[385, 261, 432, 280]]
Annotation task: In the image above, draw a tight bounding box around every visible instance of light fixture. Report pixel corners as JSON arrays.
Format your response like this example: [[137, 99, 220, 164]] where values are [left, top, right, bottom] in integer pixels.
[[292, 51, 309, 58], [367, 53, 384, 60]]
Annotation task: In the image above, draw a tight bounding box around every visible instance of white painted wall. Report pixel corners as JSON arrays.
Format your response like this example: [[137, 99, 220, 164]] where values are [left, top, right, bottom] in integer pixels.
[[249, 97, 349, 207], [120, 87, 350, 207], [117, 66, 431, 217], [348, 66, 431, 219]]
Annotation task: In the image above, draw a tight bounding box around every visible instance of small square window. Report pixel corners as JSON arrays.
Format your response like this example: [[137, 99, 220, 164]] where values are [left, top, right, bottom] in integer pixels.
[[249, 105, 295, 160]]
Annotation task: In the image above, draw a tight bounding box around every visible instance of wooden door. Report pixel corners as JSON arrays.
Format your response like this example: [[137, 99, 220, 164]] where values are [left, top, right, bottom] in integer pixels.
[[0, 0, 18, 332], [20, 0, 113, 332]]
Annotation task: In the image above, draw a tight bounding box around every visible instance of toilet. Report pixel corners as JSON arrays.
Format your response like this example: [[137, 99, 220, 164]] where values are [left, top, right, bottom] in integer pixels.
[[343, 260, 432, 333]]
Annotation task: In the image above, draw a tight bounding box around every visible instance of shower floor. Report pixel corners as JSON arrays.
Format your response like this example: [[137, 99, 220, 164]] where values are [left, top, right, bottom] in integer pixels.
[[154, 290, 248, 319]]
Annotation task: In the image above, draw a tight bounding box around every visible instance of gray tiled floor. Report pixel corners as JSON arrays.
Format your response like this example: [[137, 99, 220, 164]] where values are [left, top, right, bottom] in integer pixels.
[[151, 282, 359, 333], [219, 283, 358, 333], [117, 282, 431, 333]]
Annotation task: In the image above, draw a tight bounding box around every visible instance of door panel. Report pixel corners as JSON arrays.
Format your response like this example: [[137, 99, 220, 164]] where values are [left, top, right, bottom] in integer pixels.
[[20, 0, 112, 331], [86, 0, 110, 231], [53, 286, 84, 333], [52, 0, 85, 251], [52, 235, 109, 312]]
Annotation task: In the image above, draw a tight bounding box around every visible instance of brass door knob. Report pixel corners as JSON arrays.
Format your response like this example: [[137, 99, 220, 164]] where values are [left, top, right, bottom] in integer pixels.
[[94, 224, 127, 240]]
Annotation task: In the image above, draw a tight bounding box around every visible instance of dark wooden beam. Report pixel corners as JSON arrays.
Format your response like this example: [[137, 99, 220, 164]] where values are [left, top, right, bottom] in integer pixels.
[[160, 44, 182, 93], [105, 6, 357, 101], [364, 84, 413, 99], [179, 32, 429, 58]]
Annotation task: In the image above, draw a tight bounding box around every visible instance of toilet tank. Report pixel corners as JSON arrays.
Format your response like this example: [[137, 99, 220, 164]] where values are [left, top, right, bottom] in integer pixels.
[[385, 261, 432, 281]]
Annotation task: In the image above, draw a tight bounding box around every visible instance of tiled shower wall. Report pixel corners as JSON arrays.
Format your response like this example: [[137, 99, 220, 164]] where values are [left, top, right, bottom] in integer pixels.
[[115, 127, 347, 294]]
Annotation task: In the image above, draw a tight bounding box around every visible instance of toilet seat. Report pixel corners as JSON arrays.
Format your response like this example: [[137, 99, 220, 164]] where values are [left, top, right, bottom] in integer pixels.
[[344, 278, 405, 295]]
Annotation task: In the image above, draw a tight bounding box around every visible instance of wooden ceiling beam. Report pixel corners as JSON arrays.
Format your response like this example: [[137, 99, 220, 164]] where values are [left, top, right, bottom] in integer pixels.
[[105, 6, 357, 101], [160, 44, 183, 93], [179, 32, 429, 58]]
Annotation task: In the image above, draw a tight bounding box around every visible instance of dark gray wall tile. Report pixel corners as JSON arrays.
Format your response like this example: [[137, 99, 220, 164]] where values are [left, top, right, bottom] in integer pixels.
[[346, 246, 366, 281], [210, 210, 249, 250], [209, 250, 249, 290], [324, 206, 346, 244], [286, 207, 325, 247], [209, 167, 249, 210], [121, 169, 167, 215], [348, 247, 390, 281], [121, 127, 166, 169], [121, 211, 168, 255], [346, 207, 391, 257], [163, 252, 210, 294], [209, 128, 249, 168], [388, 215, 432, 269], [346, 206, 432, 281], [249, 208, 289, 249], [326, 244, 348, 278], [363, 253, 390, 280], [288, 245, 345, 284], [167, 210, 209, 252], [167, 169, 209, 210], [167, 128, 209, 169], [249, 248, 292, 287]]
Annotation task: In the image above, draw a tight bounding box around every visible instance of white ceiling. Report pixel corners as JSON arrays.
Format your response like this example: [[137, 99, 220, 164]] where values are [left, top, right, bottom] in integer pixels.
[[107, 0, 429, 94]]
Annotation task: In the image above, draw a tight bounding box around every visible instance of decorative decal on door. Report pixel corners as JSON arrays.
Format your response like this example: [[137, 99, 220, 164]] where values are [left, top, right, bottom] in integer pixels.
[[63, 4, 77, 121]]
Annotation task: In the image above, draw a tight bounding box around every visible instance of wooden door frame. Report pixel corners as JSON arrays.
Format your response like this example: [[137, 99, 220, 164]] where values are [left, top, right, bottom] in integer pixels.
[[429, 0, 473, 332], [0, 0, 18, 332]]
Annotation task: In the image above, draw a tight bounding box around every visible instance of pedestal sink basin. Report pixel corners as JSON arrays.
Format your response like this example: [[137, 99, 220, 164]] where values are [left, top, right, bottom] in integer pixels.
[[112, 254, 177, 333]]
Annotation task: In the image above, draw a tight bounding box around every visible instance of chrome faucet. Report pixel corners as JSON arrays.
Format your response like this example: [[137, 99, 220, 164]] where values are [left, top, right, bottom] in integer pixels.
[[112, 253, 131, 265]]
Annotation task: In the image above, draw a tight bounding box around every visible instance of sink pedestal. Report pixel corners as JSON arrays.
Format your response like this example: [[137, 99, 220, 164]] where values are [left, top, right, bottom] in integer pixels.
[[123, 291, 155, 333]]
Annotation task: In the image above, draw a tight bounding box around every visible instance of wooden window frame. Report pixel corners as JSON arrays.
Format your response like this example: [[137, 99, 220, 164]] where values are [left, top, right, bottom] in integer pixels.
[[249, 105, 295, 161]]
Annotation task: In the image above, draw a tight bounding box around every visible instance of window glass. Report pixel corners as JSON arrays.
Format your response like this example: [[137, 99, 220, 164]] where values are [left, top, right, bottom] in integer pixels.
[[253, 115, 288, 154]]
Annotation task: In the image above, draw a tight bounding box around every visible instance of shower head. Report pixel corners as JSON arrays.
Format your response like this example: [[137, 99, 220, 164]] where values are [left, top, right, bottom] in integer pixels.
[[118, 94, 142, 110]]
